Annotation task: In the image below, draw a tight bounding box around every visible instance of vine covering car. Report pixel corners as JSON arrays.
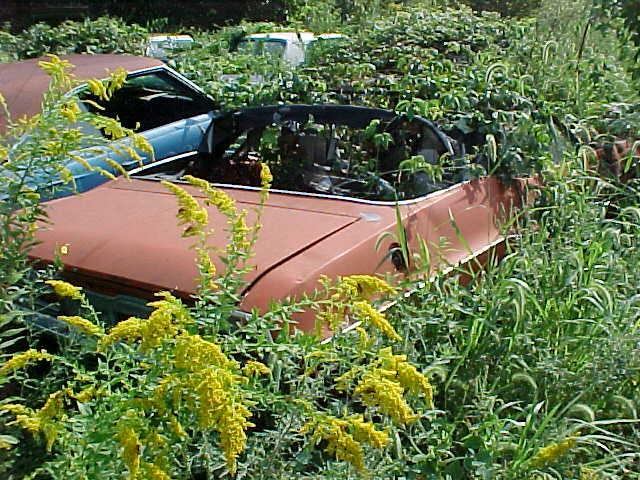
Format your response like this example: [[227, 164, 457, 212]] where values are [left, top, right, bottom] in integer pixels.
[[30, 104, 527, 332], [0, 54, 217, 199]]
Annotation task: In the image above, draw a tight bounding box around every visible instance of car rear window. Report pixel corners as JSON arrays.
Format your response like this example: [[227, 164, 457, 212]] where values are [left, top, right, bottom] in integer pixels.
[[236, 39, 287, 59]]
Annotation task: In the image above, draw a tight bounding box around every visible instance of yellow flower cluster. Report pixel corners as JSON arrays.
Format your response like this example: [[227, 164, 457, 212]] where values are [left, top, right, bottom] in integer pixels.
[[355, 326, 370, 350], [317, 275, 397, 333], [0, 437, 14, 450], [169, 414, 187, 439], [197, 247, 217, 277], [243, 360, 271, 377], [377, 347, 434, 408], [57, 315, 103, 336], [174, 334, 236, 372], [144, 462, 172, 480], [229, 210, 251, 253], [2, 390, 67, 451], [337, 347, 434, 424], [38, 54, 74, 90], [87, 78, 109, 101], [260, 163, 273, 188], [1, 404, 38, 433], [107, 67, 128, 95], [132, 133, 154, 156], [303, 414, 389, 473], [72, 386, 100, 403], [118, 426, 141, 479], [99, 292, 192, 351], [161, 180, 209, 237], [183, 175, 236, 217], [150, 332, 254, 474], [351, 300, 401, 341], [0, 349, 54, 375], [188, 367, 254, 473], [354, 371, 418, 424], [45, 279, 83, 300], [98, 317, 144, 349], [530, 435, 579, 467], [60, 100, 81, 123]]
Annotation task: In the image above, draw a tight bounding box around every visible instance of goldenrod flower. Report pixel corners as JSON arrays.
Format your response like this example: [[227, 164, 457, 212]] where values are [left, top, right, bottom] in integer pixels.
[[161, 181, 208, 237], [260, 163, 273, 188], [355, 326, 370, 350], [100, 117, 126, 140], [316, 275, 397, 333], [57, 315, 103, 336], [197, 247, 217, 281], [183, 175, 236, 217], [230, 210, 251, 252], [0, 438, 14, 450], [87, 78, 109, 101], [99, 317, 144, 350], [38, 54, 74, 89], [60, 100, 81, 123], [530, 435, 579, 467], [352, 301, 401, 341], [39, 391, 66, 451], [45, 279, 83, 300], [2, 391, 67, 451], [2, 404, 41, 434], [174, 334, 236, 372], [0, 349, 54, 375], [107, 67, 127, 94], [218, 401, 255, 474], [354, 371, 418, 424], [377, 347, 434, 408], [132, 133, 154, 155], [304, 415, 366, 473], [243, 361, 271, 377], [349, 415, 390, 449], [73, 386, 99, 403], [144, 463, 172, 480], [118, 426, 141, 480], [345, 275, 397, 299], [101, 293, 190, 351], [104, 158, 128, 176]]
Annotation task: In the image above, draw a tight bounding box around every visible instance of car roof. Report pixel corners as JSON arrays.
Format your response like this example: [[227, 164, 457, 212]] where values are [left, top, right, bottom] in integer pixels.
[[246, 31, 317, 43], [0, 54, 164, 132], [148, 34, 194, 42]]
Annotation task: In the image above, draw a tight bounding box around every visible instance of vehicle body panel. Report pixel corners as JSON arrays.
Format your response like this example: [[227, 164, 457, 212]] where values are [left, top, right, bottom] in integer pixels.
[[0, 54, 164, 131], [31, 175, 523, 331], [240, 32, 345, 67], [145, 34, 194, 60], [0, 54, 216, 198]]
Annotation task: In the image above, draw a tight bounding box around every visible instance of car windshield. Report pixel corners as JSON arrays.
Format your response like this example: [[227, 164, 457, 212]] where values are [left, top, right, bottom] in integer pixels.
[[80, 70, 216, 132], [236, 39, 286, 59], [132, 106, 466, 202]]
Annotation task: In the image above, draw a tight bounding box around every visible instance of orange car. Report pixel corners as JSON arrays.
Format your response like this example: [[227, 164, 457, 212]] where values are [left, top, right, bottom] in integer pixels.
[[30, 104, 526, 332]]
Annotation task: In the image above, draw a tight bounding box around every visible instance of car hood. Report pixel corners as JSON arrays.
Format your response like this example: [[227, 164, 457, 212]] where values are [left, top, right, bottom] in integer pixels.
[[31, 178, 363, 303]]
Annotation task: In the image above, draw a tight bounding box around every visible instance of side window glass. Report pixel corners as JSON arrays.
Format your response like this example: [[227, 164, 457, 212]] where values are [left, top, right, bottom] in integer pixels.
[[80, 70, 215, 133]]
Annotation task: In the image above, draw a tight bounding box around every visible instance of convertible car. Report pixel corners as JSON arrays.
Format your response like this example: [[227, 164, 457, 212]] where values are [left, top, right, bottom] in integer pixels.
[[0, 54, 217, 198], [30, 104, 527, 332]]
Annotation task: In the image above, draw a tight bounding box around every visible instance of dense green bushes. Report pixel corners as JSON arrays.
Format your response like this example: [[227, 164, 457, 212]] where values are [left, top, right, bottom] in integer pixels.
[[1, 1, 640, 478], [0, 16, 148, 61]]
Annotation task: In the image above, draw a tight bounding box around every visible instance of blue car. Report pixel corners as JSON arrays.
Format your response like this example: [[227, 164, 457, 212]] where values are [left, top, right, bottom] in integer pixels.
[[0, 54, 217, 198]]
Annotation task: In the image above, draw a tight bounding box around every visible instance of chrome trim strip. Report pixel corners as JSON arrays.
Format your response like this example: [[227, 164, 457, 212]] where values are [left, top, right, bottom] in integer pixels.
[[128, 150, 198, 175], [153, 176, 471, 207]]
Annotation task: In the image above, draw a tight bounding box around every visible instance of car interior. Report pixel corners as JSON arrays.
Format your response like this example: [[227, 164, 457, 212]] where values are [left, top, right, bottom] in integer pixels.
[[132, 105, 467, 201], [80, 70, 216, 132]]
